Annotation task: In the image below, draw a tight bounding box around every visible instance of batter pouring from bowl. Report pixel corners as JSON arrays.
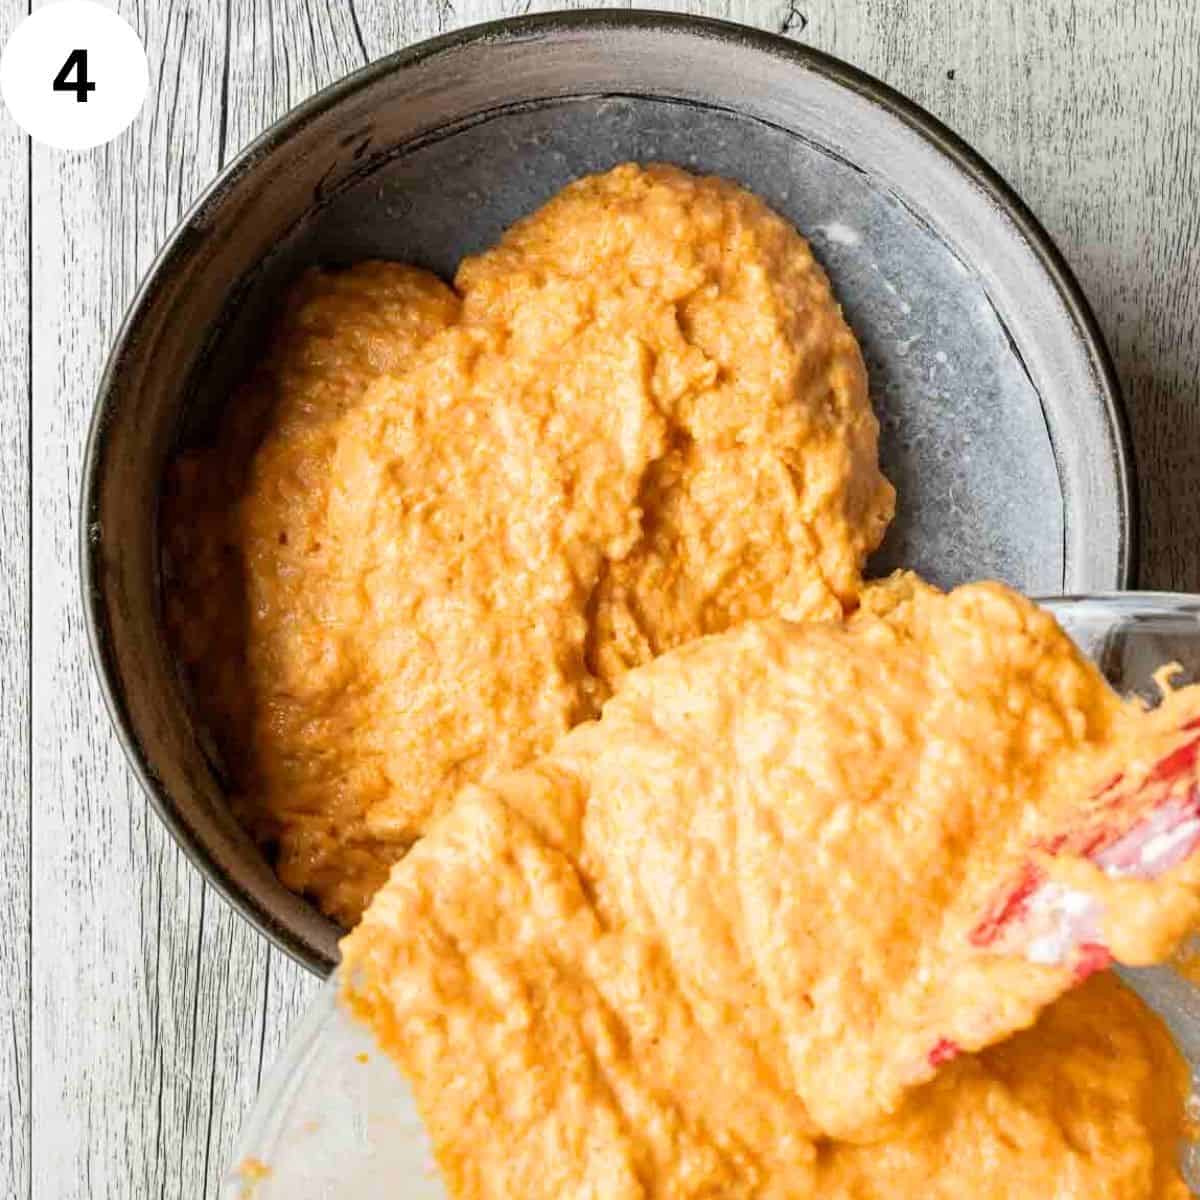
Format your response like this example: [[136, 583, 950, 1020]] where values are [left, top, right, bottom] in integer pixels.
[[341, 575, 1200, 1196]]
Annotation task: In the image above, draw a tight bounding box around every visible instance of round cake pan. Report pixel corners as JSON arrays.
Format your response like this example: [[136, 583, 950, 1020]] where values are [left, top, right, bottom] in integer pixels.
[[81, 12, 1135, 975]]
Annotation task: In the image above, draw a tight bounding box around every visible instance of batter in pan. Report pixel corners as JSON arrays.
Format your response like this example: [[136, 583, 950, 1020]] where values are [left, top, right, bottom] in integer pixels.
[[163, 164, 894, 925]]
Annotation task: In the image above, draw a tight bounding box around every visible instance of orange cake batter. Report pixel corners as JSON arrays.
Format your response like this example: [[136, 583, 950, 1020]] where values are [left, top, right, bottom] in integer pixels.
[[341, 576, 1200, 1196], [162, 164, 894, 924]]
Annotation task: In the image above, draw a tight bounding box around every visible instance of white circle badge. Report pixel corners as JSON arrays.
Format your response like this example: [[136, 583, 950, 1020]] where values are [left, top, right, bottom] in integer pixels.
[[1, 1, 149, 150]]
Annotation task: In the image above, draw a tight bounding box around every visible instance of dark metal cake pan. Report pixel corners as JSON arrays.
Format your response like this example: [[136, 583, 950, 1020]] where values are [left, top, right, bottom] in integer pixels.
[[81, 11, 1135, 975]]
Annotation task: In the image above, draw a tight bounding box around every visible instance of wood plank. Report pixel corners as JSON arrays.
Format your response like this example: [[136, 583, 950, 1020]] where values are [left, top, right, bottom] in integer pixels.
[[0, 0, 30, 1194], [27, 2, 315, 1197]]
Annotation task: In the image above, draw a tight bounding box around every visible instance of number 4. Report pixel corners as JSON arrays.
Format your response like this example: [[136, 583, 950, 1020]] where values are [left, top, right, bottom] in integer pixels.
[[54, 49, 96, 103]]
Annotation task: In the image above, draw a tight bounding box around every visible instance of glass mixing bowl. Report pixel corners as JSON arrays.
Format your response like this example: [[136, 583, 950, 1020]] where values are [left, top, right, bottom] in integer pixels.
[[222, 595, 1200, 1198]]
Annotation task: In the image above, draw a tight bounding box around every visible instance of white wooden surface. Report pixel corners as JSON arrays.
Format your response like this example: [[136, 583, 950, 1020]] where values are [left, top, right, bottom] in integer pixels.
[[4, 0, 1200, 1195]]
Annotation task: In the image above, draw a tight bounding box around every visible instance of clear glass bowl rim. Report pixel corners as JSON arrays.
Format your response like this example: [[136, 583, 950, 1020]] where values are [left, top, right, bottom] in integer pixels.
[[1036, 591, 1200, 614]]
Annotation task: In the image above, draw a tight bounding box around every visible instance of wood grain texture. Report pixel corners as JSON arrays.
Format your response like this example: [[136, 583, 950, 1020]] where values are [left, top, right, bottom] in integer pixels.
[[0, 2, 29, 1196], [8, 1, 1200, 1197], [28, 3, 314, 1198]]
